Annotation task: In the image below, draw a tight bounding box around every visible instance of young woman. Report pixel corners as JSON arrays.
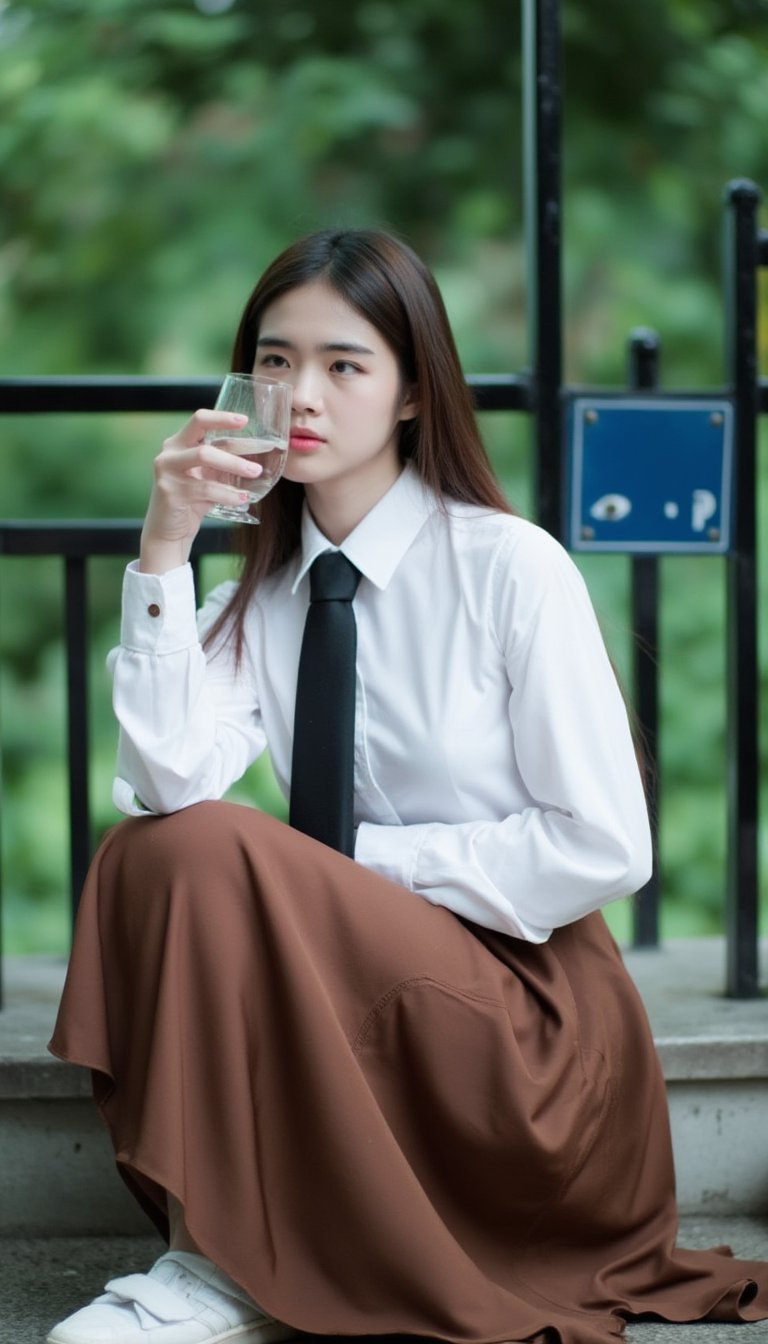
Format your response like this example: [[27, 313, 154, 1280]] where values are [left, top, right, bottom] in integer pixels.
[[49, 229, 768, 1344]]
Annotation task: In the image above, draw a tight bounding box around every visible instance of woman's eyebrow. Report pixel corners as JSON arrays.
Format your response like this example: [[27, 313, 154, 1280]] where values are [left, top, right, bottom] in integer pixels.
[[256, 336, 376, 355]]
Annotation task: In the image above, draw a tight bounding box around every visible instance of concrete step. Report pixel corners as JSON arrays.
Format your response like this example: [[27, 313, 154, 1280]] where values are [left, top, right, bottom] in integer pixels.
[[2, 1223, 768, 1344], [624, 937, 768, 1219], [1, 940, 767, 1234]]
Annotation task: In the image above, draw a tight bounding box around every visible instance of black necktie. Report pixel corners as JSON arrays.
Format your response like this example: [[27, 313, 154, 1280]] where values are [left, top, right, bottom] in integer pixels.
[[289, 551, 362, 856]]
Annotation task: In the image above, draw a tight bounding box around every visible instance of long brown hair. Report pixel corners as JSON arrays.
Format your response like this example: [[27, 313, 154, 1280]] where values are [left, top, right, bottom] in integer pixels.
[[206, 228, 512, 659]]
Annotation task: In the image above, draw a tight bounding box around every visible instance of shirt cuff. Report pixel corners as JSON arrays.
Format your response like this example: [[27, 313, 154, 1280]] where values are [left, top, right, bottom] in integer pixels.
[[354, 819, 432, 891], [112, 776, 158, 816], [120, 561, 199, 654]]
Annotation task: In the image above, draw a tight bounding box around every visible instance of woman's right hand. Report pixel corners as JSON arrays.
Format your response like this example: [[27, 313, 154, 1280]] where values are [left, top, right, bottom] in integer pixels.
[[139, 409, 264, 575]]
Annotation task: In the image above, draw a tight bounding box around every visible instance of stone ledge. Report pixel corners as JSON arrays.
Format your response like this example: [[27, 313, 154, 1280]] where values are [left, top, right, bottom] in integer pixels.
[[0, 954, 92, 1099], [656, 1034, 768, 1081], [1, 940, 767, 1100], [623, 937, 767, 1080], [0, 1057, 91, 1101]]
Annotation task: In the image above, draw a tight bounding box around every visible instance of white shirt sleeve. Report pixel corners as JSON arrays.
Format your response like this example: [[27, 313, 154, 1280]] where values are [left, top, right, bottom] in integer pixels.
[[109, 562, 267, 816], [355, 531, 652, 942]]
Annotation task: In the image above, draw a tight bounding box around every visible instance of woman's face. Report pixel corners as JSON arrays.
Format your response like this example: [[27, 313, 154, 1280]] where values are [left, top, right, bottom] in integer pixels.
[[253, 280, 418, 505]]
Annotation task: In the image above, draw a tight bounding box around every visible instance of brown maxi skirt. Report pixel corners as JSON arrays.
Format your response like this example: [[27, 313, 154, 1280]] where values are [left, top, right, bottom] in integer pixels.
[[50, 801, 768, 1344]]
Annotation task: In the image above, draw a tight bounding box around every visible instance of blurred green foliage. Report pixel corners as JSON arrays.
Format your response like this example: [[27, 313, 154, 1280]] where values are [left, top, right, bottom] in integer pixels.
[[1, 0, 767, 951]]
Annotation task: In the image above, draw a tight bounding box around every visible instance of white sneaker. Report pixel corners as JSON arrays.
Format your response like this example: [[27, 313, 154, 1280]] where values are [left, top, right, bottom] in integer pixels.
[[46, 1250, 295, 1344]]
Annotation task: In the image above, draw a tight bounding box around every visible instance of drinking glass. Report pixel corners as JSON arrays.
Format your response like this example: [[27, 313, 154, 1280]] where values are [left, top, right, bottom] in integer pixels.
[[205, 374, 292, 524]]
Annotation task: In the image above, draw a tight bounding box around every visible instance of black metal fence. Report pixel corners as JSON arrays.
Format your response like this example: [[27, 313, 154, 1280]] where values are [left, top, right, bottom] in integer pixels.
[[1, 0, 766, 1001]]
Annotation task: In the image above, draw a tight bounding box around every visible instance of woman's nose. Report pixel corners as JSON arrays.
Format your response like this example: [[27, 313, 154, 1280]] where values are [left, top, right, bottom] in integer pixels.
[[291, 365, 322, 414]]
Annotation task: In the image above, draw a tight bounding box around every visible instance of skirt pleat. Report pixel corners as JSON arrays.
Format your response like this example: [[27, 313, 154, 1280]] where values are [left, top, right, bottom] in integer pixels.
[[49, 801, 768, 1344]]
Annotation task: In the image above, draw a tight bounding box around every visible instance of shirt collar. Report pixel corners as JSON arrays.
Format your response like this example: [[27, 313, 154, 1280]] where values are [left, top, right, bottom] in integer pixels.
[[291, 464, 437, 594]]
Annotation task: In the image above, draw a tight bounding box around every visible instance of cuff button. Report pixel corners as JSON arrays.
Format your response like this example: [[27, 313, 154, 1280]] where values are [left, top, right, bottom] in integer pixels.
[[147, 603, 161, 618]]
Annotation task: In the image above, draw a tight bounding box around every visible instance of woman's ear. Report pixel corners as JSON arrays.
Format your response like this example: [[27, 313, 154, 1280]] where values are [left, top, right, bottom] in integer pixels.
[[399, 383, 420, 422]]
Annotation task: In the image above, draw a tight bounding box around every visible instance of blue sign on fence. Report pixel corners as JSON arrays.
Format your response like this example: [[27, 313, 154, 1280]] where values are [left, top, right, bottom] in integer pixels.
[[567, 397, 734, 554]]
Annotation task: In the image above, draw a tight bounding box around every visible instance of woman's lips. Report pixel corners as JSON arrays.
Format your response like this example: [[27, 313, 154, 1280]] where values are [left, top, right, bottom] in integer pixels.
[[289, 430, 325, 453]]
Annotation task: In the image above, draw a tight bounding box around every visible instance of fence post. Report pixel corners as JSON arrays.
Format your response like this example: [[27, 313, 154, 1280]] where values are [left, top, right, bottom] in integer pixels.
[[65, 555, 91, 925], [628, 329, 662, 947], [723, 179, 761, 998], [523, 0, 563, 537]]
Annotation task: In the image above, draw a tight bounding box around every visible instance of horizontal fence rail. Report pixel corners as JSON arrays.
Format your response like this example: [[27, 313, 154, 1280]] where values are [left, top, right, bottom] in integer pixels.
[[4, 372, 768, 414], [0, 374, 535, 415], [0, 520, 231, 559]]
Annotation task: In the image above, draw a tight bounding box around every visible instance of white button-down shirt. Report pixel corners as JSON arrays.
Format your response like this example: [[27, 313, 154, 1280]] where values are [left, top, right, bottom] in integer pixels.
[[110, 464, 651, 943]]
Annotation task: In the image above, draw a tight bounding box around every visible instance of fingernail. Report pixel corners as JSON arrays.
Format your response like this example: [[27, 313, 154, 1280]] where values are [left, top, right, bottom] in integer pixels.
[[239, 492, 249, 501]]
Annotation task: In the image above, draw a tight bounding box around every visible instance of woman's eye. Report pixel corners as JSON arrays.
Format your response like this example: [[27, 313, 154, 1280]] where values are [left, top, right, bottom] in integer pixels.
[[332, 360, 360, 375], [260, 353, 289, 368]]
